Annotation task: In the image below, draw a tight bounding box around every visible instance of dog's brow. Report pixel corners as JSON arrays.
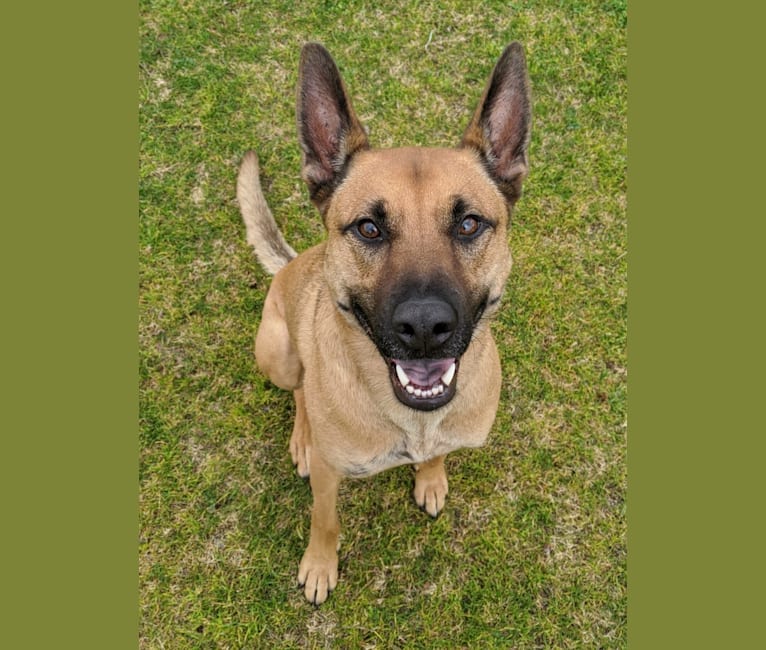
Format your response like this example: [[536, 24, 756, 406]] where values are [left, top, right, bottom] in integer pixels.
[[450, 196, 479, 222], [343, 199, 387, 226], [450, 195, 497, 228], [451, 196, 469, 217], [368, 199, 388, 224], [339, 199, 390, 236]]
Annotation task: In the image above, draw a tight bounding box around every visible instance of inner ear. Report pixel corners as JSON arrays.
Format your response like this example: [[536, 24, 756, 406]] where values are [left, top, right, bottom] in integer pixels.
[[297, 43, 369, 212], [483, 68, 530, 180], [299, 54, 350, 174], [461, 42, 532, 203]]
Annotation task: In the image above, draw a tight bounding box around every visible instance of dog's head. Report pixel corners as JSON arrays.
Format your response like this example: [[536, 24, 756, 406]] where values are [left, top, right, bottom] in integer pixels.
[[297, 43, 531, 411]]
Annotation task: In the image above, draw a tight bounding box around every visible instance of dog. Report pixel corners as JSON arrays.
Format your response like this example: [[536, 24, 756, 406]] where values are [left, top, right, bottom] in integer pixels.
[[237, 42, 531, 604]]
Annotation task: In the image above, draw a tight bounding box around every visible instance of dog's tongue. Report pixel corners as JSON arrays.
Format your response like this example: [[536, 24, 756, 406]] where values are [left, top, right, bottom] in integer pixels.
[[394, 358, 455, 387]]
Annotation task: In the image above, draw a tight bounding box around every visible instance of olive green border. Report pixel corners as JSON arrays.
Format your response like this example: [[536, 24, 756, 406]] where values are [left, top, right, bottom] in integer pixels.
[[4, 3, 136, 647], [629, 2, 762, 647]]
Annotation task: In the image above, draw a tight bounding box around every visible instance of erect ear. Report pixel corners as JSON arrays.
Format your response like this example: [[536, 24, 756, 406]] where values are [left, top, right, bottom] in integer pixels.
[[297, 43, 370, 214], [461, 42, 532, 205]]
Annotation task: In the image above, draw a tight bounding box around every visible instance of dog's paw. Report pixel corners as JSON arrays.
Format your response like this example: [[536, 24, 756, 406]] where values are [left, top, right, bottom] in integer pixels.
[[297, 549, 338, 606], [413, 465, 449, 517]]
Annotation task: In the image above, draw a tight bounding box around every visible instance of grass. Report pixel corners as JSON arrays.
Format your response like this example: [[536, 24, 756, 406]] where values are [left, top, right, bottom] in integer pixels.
[[139, 0, 626, 647]]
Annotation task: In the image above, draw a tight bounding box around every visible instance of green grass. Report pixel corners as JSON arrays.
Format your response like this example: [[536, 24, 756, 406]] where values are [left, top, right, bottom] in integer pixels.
[[139, 0, 626, 647]]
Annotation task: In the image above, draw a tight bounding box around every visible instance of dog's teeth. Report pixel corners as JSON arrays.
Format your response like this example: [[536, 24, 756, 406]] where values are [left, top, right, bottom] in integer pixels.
[[441, 362, 456, 387], [406, 384, 415, 394], [395, 364, 410, 387], [414, 388, 423, 397], [436, 384, 444, 395]]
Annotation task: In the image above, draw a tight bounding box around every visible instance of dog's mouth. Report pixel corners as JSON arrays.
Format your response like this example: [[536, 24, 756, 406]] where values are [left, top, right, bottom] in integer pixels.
[[388, 357, 459, 411]]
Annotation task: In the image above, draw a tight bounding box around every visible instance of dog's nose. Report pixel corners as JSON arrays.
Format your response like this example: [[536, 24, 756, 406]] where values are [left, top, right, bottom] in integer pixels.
[[392, 297, 457, 354]]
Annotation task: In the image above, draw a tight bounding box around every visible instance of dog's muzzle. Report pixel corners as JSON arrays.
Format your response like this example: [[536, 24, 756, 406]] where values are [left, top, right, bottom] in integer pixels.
[[386, 295, 463, 411], [348, 288, 474, 411]]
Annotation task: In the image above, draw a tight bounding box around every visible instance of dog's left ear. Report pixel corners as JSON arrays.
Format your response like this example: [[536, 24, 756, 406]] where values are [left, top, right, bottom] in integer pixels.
[[461, 42, 532, 204], [297, 43, 370, 215]]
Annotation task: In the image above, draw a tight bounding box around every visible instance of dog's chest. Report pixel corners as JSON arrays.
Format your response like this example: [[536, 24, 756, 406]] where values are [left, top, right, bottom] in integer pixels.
[[345, 412, 485, 478]]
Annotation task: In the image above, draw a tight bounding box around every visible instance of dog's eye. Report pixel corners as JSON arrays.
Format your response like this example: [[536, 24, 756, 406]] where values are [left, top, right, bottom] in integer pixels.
[[357, 219, 381, 239], [458, 216, 481, 237]]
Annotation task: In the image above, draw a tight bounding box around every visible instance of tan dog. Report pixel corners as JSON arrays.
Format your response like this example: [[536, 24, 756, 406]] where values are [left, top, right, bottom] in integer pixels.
[[237, 42, 531, 604]]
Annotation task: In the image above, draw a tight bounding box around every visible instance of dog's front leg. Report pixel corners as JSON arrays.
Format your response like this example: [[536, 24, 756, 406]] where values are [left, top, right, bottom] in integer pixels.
[[289, 388, 311, 478], [413, 454, 449, 517], [298, 450, 341, 605]]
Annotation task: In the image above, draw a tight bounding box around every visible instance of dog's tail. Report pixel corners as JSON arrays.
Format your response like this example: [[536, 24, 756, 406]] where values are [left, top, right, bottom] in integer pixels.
[[236, 150, 297, 275]]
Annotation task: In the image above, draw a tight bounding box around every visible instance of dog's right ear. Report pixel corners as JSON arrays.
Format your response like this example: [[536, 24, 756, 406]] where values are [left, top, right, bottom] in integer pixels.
[[297, 43, 370, 215], [461, 42, 532, 205]]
